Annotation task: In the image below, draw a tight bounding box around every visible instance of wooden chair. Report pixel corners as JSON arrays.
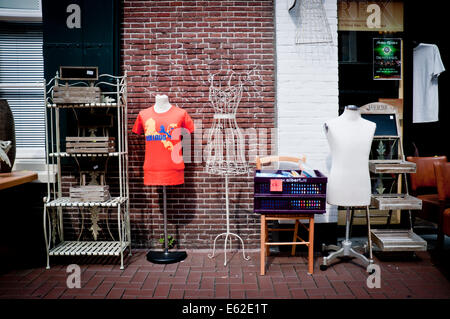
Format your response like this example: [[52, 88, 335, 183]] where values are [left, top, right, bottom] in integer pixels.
[[256, 155, 316, 275], [434, 162, 450, 249], [406, 156, 447, 227]]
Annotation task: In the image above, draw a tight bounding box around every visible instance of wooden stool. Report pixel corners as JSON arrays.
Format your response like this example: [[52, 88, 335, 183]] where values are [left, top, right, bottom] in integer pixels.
[[260, 213, 315, 275]]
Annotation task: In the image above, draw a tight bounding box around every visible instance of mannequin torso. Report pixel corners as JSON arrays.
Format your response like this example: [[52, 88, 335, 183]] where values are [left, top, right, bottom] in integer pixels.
[[154, 94, 172, 113], [325, 107, 376, 206]]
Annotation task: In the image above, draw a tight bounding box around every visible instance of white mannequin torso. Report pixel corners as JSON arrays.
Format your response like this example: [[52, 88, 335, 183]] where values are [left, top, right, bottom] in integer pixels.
[[154, 94, 172, 113], [325, 107, 376, 206]]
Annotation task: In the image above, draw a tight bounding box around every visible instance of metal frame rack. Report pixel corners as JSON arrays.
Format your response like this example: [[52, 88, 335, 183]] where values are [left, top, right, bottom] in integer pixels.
[[360, 102, 426, 252], [43, 72, 131, 269]]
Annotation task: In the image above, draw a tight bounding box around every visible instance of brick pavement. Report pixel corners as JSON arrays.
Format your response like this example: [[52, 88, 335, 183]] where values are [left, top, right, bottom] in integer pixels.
[[0, 248, 449, 299]]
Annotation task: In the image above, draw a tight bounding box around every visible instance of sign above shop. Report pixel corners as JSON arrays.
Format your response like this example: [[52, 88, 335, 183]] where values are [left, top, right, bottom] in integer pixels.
[[373, 38, 402, 80], [338, 0, 404, 32]]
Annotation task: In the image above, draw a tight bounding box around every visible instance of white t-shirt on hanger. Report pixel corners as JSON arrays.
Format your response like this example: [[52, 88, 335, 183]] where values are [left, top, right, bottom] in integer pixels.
[[413, 43, 445, 123]]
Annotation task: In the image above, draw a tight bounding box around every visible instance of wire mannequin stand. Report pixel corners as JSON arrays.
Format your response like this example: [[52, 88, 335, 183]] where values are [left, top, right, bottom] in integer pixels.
[[206, 70, 257, 266]]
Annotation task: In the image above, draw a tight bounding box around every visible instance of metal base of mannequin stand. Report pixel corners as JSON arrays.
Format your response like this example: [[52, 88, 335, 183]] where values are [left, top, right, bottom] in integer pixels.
[[208, 175, 250, 266], [321, 240, 371, 270], [321, 206, 373, 270], [208, 232, 250, 266], [147, 186, 188, 265], [146, 249, 187, 264]]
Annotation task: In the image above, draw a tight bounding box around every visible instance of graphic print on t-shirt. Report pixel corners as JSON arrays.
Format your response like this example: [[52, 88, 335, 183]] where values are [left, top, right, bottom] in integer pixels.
[[144, 117, 177, 151]]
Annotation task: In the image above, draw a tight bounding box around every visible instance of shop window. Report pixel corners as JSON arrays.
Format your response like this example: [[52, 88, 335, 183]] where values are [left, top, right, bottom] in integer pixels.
[[337, 0, 404, 114]]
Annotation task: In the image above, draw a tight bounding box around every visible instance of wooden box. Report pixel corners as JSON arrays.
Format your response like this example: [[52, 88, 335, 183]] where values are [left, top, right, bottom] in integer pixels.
[[371, 194, 422, 210], [53, 86, 101, 104], [66, 136, 115, 154]]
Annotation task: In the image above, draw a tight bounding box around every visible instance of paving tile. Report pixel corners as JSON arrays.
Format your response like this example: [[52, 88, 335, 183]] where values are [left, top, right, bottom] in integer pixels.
[[168, 289, 185, 299], [230, 290, 246, 298], [112, 282, 143, 290], [245, 289, 276, 299], [215, 283, 230, 298], [31, 282, 57, 298], [184, 289, 214, 298], [325, 294, 356, 299], [273, 282, 291, 297], [290, 288, 307, 298], [83, 276, 104, 290], [141, 277, 158, 290], [130, 271, 148, 284], [106, 288, 124, 299], [305, 287, 337, 297], [348, 286, 371, 299], [200, 277, 215, 290], [313, 276, 332, 288], [186, 271, 202, 283], [159, 276, 188, 284], [257, 276, 274, 290], [368, 292, 387, 299], [43, 287, 66, 299], [153, 283, 171, 298], [171, 283, 200, 290], [62, 288, 95, 297], [92, 281, 114, 297], [331, 281, 352, 295], [298, 280, 317, 289]]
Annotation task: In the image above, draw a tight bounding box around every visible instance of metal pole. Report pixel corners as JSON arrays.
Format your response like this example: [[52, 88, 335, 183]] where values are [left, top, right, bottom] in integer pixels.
[[163, 186, 168, 253], [345, 207, 351, 241], [365, 205, 373, 261], [225, 175, 230, 234]]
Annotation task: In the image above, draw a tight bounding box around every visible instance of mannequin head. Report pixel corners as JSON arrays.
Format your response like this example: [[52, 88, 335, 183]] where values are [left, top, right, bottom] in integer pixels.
[[155, 94, 169, 104], [154, 94, 171, 113]]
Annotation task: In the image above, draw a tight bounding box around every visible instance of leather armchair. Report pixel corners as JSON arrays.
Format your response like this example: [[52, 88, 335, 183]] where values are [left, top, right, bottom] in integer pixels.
[[434, 162, 450, 248], [407, 156, 447, 224]]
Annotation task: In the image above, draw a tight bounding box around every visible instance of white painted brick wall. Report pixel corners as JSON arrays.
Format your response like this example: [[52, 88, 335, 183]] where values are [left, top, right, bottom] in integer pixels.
[[275, 0, 339, 222], [276, 0, 338, 173]]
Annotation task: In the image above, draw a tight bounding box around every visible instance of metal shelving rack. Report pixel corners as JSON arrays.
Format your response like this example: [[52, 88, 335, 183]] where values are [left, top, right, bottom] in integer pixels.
[[42, 72, 131, 269], [360, 102, 426, 253]]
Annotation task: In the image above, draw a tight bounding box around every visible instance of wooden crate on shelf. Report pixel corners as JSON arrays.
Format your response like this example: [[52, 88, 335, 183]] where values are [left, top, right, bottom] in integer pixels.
[[69, 185, 110, 202], [66, 136, 115, 154], [52, 86, 101, 104]]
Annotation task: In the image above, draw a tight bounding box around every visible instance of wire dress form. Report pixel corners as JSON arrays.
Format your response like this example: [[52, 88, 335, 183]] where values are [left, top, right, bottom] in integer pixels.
[[293, 0, 335, 63], [295, 0, 333, 45], [205, 71, 251, 266]]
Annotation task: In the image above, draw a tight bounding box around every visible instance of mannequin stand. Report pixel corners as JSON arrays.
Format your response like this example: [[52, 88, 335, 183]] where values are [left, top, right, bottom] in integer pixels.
[[147, 186, 187, 264], [208, 174, 250, 266], [321, 206, 373, 270]]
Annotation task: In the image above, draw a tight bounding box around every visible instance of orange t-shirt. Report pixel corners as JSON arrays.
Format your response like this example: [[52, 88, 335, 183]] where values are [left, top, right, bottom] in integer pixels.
[[132, 105, 195, 186]]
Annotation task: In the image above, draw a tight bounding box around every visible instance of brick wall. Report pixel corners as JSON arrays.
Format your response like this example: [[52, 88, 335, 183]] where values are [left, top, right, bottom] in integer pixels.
[[122, 0, 276, 249]]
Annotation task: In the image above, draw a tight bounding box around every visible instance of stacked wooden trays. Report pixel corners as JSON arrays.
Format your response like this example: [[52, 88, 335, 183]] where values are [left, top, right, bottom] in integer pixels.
[[69, 185, 111, 202]]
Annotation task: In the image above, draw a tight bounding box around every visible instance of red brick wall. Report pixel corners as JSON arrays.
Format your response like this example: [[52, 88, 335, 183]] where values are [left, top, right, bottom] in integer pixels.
[[122, 0, 275, 249]]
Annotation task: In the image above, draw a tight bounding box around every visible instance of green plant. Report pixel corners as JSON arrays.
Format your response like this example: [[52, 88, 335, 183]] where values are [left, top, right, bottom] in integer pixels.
[[159, 235, 175, 249]]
